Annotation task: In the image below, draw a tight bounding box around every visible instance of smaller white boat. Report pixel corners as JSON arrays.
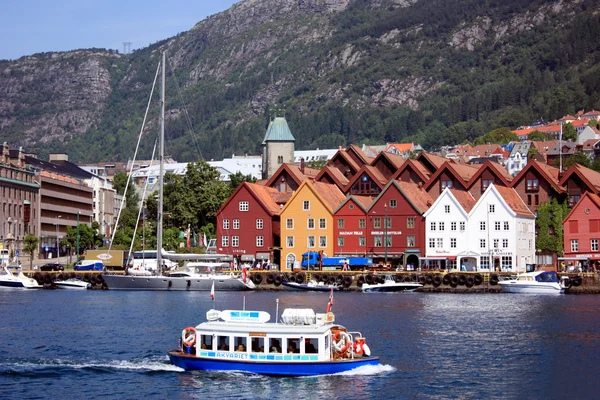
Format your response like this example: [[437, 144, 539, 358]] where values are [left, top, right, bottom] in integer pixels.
[[55, 278, 91, 290], [361, 275, 423, 293], [0, 266, 42, 289], [282, 279, 341, 292], [498, 271, 569, 294]]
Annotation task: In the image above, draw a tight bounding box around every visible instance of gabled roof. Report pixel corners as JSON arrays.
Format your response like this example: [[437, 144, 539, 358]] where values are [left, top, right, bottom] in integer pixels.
[[390, 159, 431, 182], [333, 195, 376, 213], [216, 182, 284, 217], [423, 161, 481, 190], [465, 160, 513, 189], [559, 163, 600, 194], [580, 139, 600, 151], [310, 181, 347, 212], [530, 140, 559, 156], [385, 143, 414, 153], [370, 150, 406, 170], [493, 185, 535, 217], [546, 141, 577, 156], [423, 187, 474, 218], [563, 192, 600, 223], [326, 149, 361, 174], [261, 117, 295, 144], [264, 163, 319, 188], [510, 160, 565, 193], [314, 165, 349, 189], [346, 144, 374, 165], [370, 180, 434, 214], [345, 165, 389, 191], [416, 152, 448, 172]]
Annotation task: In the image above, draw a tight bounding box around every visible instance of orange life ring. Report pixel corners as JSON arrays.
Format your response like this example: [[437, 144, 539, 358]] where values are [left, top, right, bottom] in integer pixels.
[[183, 327, 196, 347]]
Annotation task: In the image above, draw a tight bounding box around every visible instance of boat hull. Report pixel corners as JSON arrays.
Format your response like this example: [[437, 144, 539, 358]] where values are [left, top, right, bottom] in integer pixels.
[[362, 283, 422, 292], [281, 281, 340, 292], [498, 282, 564, 294], [168, 350, 379, 376], [55, 280, 91, 290], [103, 275, 253, 291]]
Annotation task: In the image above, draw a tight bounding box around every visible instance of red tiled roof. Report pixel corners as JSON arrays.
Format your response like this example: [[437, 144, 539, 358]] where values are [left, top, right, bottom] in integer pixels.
[[347, 144, 374, 165], [560, 164, 600, 193], [246, 183, 285, 215], [345, 165, 389, 191], [315, 165, 349, 188], [449, 189, 477, 213], [385, 143, 413, 153], [264, 163, 318, 188], [418, 152, 448, 170], [563, 192, 600, 224], [371, 151, 406, 170], [494, 185, 534, 217], [311, 181, 347, 212], [395, 181, 434, 214], [353, 195, 377, 210]]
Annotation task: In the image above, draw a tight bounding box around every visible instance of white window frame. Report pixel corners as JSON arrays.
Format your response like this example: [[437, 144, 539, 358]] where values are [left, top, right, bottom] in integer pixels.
[[319, 218, 326, 229], [308, 236, 315, 248], [319, 236, 327, 248], [287, 236, 294, 248], [256, 219, 263, 229], [233, 219, 240, 229], [223, 219, 230, 230], [286, 218, 294, 229], [256, 236, 264, 247], [221, 236, 229, 247], [232, 236, 239, 247], [239, 201, 249, 212], [303, 200, 310, 210]]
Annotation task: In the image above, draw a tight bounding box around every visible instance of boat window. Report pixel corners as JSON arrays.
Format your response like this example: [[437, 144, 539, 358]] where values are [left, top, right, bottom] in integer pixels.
[[286, 338, 300, 354], [251, 337, 265, 353], [234, 337, 247, 352], [217, 336, 230, 351], [305, 338, 318, 354], [268, 338, 282, 353], [200, 334, 213, 350]]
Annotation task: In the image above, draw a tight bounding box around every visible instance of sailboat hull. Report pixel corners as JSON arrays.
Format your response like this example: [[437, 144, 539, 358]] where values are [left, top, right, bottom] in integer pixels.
[[103, 274, 253, 291]]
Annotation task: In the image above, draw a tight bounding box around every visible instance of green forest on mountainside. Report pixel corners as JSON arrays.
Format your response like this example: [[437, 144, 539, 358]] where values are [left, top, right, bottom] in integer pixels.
[[7, 0, 600, 162]]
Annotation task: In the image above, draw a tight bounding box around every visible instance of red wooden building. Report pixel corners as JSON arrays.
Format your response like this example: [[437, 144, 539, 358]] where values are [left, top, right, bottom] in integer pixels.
[[562, 191, 600, 270]]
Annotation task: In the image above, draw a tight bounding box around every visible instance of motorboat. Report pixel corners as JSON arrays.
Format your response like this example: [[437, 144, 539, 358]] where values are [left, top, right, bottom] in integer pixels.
[[498, 271, 569, 294], [361, 275, 423, 293], [103, 262, 255, 291], [168, 298, 379, 376], [282, 279, 341, 292], [54, 278, 91, 290], [0, 266, 42, 289]]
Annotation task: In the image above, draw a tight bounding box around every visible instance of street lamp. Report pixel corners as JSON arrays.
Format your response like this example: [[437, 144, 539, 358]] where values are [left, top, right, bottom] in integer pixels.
[[56, 215, 62, 258], [384, 203, 388, 267], [307, 213, 311, 271]]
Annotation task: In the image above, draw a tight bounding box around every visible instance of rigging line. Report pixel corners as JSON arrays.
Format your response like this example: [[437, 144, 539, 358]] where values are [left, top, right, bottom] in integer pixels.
[[108, 59, 161, 252], [166, 56, 205, 161], [126, 138, 158, 268]]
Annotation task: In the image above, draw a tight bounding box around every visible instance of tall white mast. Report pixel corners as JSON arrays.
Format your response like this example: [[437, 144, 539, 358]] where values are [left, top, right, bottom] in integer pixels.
[[559, 123, 563, 173], [157, 52, 165, 274]]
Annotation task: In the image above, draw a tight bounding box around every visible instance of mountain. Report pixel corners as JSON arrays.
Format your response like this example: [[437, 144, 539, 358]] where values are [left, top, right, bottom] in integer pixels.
[[1, 0, 600, 163]]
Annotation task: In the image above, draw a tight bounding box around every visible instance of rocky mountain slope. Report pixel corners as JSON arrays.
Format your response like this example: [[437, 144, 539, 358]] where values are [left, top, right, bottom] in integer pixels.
[[1, 0, 599, 162]]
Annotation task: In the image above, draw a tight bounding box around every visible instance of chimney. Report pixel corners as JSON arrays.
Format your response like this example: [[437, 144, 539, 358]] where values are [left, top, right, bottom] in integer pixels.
[[2, 142, 8, 165], [300, 157, 305, 174], [49, 153, 69, 162], [17, 146, 24, 169]]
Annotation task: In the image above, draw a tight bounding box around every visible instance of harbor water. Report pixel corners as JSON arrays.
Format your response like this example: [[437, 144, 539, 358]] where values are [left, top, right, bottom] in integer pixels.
[[1, 290, 599, 399]]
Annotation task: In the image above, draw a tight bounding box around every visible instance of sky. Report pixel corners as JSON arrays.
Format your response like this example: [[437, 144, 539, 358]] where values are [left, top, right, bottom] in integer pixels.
[[0, 1, 240, 60]]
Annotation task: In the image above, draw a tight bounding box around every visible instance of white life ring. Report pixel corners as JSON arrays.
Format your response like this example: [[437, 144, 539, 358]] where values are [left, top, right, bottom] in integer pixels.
[[333, 331, 352, 354], [362, 343, 371, 357]]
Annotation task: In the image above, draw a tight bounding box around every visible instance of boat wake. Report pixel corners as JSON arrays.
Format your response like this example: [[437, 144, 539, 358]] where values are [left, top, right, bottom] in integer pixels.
[[1, 356, 183, 375], [330, 363, 396, 376]]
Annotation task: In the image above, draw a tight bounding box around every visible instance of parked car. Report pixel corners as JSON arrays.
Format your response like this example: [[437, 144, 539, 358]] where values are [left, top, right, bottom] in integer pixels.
[[74, 260, 104, 271], [40, 263, 64, 271]]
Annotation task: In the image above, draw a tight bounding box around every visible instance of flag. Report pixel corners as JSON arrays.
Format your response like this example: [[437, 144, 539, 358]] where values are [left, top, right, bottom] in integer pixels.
[[203, 233, 208, 248], [210, 281, 215, 300], [327, 287, 334, 313], [242, 266, 247, 283]]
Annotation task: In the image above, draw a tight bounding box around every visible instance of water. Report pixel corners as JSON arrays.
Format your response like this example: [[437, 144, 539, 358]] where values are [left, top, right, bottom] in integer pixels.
[[1, 290, 599, 399]]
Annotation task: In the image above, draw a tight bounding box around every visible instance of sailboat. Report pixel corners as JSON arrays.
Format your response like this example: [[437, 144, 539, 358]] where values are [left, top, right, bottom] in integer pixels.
[[103, 53, 254, 291]]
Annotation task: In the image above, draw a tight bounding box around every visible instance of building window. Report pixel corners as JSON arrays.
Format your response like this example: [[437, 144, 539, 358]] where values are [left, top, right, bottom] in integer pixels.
[[221, 236, 229, 247], [385, 217, 392, 229], [239, 201, 249, 212], [444, 205, 450, 213], [319, 236, 327, 248], [429, 238, 435, 248], [480, 239, 486, 248], [256, 236, 264, 247], [436, 238, 443, 248], [569, 195, 581, 207], [407, 217, 415, 229], [286, 219, 294, 229], [287, 236, 294, 247], [373, 218, 381, 229], [359, 237, 366, 246], [374, 236, 383, 247], [450, 238, 457, 248], [489, 204, 495, 213], [407, 235, 415, 247], [504, 221, 509, 230], [482, 179, 494, 190], [232, 236, 239, 247], [385, 236, 392, 247], [431, 222, 436, 231], [480, 221, 486, 231], [501, 256, 512, 270], [338, 237, 344, 247], [592, 239, 598, 252], [480, 256, 490, 270], [503, 239, 508, 248], [526, 179, 539, 191], [233, 219, 240, 229], [308, 218, 315, 229], [359, 218, 366, 229], [277, 155, 283, 164], [319, 218, 326, 229], [495, 221, 501, 231], [459, 222, 465, 231], [303, 200, 310, 210], [493, 239, 499, 248], [223, 219, 230, 230], [256, 219, 263, 229], [307, 236, 315, 248], [390, 200, 397, 208], [441, 180, 453, 189], [571, 240, 578, 252], [439, 222, 445, 231], [451, 222, 457, 231], [337, 219, 344, 229]]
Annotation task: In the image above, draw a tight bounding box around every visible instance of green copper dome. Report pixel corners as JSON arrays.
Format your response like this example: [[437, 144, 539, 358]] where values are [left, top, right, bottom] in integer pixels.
[[261, 117, 296, 144]]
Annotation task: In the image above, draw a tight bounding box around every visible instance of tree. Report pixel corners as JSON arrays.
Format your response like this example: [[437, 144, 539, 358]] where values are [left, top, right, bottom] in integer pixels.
[[112, 171, 128, 195], [528, 130, 552, 141], [535, 199, 569, 255], [23, 234, 39, 270], [561, 154, 591, 170], [474, 127, 519, 145], [562, 122, 577, 142], [228, 171, 257, 195]]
